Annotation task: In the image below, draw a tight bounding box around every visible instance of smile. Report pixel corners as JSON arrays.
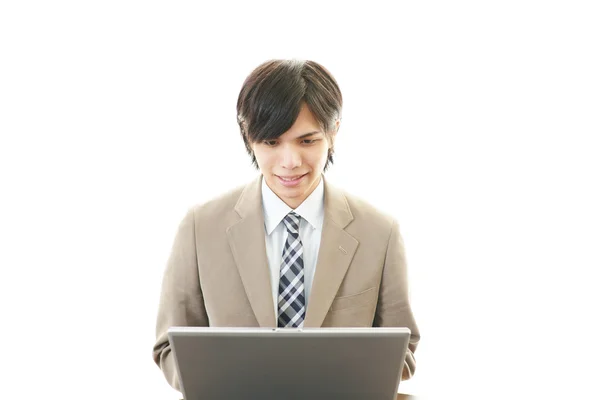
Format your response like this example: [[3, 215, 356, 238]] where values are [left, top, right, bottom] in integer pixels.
[[276, 173, 308, 187]]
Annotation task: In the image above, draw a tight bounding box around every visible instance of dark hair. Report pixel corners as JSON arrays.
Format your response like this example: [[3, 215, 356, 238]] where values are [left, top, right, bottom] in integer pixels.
[[237, 59, 343, 171]]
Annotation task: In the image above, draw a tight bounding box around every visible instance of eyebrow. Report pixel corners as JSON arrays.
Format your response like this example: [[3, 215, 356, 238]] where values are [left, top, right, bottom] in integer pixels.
[[296, 131, 322, 139]]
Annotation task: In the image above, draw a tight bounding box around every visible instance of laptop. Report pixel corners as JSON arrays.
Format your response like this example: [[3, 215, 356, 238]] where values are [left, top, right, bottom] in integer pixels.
[[167, 326, 411, 400]]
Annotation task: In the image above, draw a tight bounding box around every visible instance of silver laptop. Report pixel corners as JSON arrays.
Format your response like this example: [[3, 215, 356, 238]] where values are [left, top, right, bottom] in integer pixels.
[[167, 326, 411, 400]]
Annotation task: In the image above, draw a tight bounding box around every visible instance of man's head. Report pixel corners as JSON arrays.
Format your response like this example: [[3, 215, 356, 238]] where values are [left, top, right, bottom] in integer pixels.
[[237, 59, 343, 208]]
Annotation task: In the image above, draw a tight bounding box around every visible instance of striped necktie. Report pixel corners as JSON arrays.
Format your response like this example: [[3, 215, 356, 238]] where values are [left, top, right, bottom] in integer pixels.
[[277, 211, 306, 328]]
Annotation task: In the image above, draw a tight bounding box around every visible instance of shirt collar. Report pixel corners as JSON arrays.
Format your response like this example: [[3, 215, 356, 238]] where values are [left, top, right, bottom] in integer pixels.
[[261, 174, 325, 235]]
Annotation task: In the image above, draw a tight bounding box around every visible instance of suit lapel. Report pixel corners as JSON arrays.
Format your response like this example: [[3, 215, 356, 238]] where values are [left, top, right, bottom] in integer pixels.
[[304, 177, 358, 328], [226, 174, 358, 329], [226, 175, 276, 328]]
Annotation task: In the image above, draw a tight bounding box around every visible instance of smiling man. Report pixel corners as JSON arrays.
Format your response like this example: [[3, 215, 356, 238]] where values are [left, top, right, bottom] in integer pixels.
[[153, 59, 420, 392], [251, 104, 333, 210]]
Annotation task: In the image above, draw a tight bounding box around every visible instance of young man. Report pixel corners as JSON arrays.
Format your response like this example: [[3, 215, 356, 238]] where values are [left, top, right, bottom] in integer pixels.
[[152, 59, 420, 391]]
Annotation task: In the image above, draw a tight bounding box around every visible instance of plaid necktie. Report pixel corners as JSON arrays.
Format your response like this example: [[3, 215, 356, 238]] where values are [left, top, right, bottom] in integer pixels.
[[277, 211, 306, 328]]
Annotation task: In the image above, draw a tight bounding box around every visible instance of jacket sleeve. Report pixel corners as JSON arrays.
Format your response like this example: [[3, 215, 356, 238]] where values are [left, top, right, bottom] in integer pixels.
[[373, 218, 420, 381], [152, 208, 209, 392]]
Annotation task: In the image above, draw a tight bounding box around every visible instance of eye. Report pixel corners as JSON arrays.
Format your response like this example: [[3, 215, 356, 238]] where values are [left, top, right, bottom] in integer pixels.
[[302, 139, 319, 144], [263, 140, 278, 146]]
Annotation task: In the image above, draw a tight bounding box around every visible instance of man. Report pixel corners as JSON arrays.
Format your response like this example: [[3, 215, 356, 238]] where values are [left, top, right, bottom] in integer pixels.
[[153, 59, 420, 391]]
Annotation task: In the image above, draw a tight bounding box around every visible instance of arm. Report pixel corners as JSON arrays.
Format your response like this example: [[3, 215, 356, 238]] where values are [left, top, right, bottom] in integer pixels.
[[373, 219, 420, 381], [152, 208, 209, 391]]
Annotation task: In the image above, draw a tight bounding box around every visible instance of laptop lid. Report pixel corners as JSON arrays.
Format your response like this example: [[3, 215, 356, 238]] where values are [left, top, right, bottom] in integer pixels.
[[167, 327, 411, 400]]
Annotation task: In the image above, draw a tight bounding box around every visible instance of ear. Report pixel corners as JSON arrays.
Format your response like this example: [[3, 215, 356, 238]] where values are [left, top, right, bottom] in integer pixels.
[[329, 119, 340, 147]]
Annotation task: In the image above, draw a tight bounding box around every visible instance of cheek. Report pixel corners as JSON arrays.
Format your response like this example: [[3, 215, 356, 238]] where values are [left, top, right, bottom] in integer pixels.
[[253, 150, 270, 169], [311, 148, 329, 166]]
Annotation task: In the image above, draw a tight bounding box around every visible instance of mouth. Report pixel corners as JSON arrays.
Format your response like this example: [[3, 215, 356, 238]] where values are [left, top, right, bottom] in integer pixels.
[[276, 173, 308, 187]]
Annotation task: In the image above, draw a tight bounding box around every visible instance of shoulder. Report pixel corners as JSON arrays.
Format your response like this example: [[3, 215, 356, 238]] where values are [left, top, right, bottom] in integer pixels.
[[327, 183, 403, 251], [327, 180, 397, 235], [346, 191, 396, 226], [173, 182, 249, 230], [169, 182, 248, 240], [189, 182, 246, 220], [179, 174, 261, 228]]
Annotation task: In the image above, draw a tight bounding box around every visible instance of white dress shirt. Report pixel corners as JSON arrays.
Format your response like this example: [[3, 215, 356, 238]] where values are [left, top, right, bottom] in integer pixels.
[[261, 176, 325, 328]]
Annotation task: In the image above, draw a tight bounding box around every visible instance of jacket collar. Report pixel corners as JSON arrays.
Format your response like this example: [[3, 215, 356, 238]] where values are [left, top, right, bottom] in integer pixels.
[[227, 174, 358, 327]]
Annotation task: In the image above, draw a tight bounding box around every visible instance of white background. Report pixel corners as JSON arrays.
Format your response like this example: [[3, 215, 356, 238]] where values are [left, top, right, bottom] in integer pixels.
[[1, 1, 599, 399]]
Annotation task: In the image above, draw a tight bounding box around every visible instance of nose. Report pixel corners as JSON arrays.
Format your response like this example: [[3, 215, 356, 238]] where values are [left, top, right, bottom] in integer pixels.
[[279, 144, 302, 169]]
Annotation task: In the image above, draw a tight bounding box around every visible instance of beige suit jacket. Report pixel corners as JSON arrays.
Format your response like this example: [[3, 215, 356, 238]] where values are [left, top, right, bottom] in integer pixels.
[[153, 175, 420, 391]]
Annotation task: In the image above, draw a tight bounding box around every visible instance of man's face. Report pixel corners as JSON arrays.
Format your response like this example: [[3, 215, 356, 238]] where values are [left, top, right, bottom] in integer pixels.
[[251, 104, 335, 209]]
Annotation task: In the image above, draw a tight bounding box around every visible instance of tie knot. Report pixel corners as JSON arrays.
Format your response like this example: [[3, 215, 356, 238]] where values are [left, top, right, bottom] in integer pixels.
[[283, 211, 301, 234]]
